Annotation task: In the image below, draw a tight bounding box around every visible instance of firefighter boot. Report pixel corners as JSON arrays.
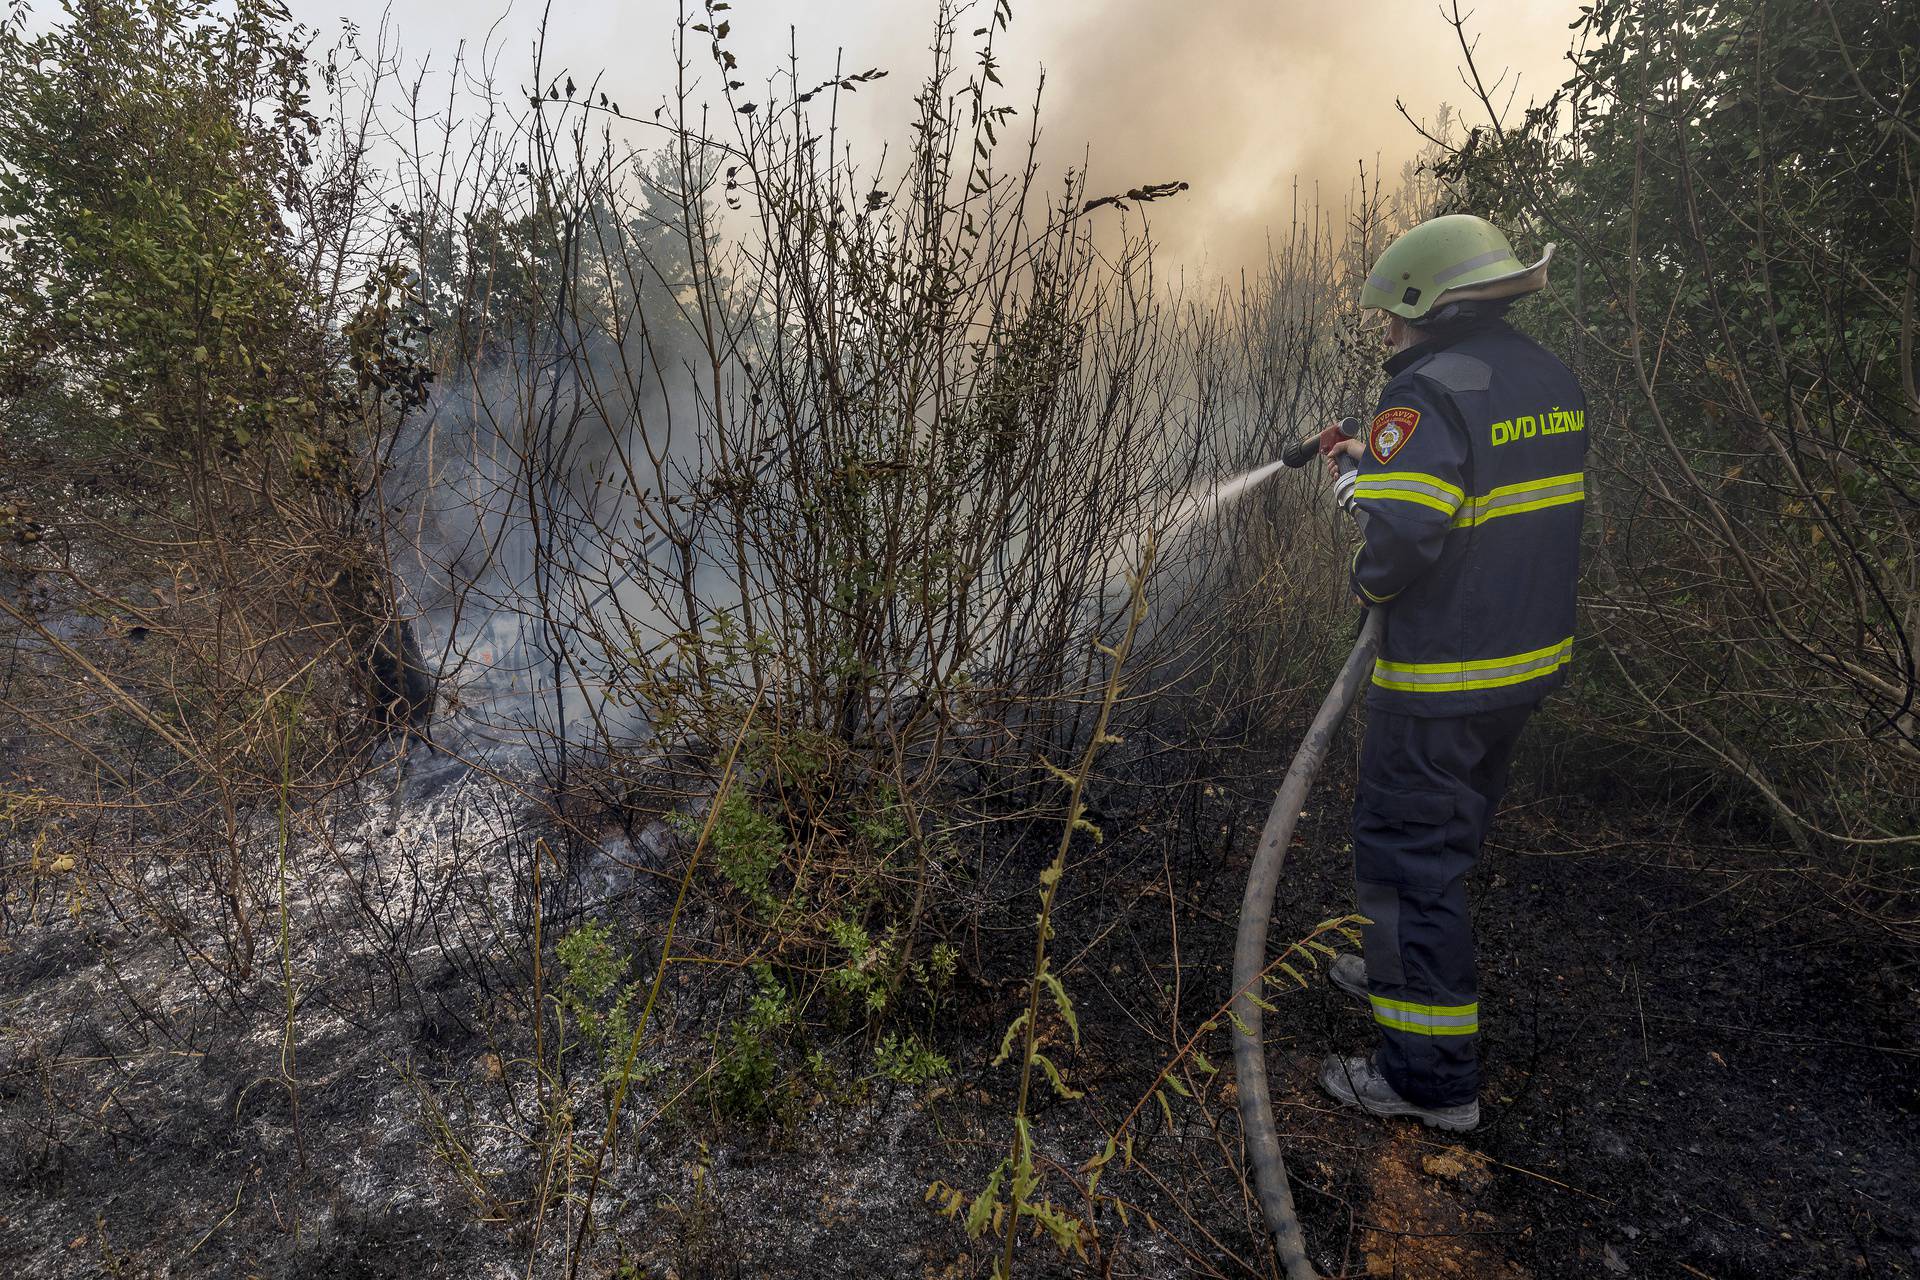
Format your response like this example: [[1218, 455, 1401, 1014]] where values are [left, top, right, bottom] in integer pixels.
[[1328, 954, 1369, 1005], [1317, 1053, 1480, 1132]]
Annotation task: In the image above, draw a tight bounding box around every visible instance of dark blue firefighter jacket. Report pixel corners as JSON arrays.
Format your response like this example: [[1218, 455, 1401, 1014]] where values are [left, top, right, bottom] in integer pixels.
[[1347, 320, 1588, 717]]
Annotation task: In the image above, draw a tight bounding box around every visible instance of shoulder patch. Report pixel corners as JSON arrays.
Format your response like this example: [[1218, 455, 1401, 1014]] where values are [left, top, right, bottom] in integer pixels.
[[1369, 407, 1420, 463], [1415, 351, 1492, 394]]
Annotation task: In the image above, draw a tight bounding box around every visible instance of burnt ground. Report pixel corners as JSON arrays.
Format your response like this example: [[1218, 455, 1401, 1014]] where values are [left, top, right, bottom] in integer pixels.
[[2, 729, 1917, 1279], [1259, 782, 1920, 1280], [945, 747, 1920, 1280]]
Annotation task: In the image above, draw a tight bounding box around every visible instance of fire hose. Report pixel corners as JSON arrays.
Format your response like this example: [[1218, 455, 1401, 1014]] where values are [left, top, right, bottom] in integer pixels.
[[1230, 418, 1377, 1280]]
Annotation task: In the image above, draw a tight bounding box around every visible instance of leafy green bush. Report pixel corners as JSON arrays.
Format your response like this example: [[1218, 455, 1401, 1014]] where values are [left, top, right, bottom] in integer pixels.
[[555, 921, 643, 1085], [711, 964, 795, 1124], [825, 916, 894, 1016], [673, 790, 785, 915], [874, 1033, 950, 1086]]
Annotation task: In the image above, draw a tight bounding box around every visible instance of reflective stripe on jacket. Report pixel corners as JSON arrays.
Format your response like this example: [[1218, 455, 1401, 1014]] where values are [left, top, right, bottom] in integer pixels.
[[1348, 321, 1588, 716]]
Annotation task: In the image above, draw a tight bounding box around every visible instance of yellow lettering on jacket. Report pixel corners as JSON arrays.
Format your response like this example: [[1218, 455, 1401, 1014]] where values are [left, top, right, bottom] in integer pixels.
[[1491, 407, 1585, 448]]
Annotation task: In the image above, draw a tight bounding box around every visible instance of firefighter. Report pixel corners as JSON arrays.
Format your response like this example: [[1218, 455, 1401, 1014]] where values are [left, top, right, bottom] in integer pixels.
[[1316, 214, 1586, 1132]]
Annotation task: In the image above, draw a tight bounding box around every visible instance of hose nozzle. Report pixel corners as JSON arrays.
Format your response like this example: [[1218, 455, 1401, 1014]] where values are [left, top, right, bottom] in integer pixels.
[[1281, 416, 1362, 469]]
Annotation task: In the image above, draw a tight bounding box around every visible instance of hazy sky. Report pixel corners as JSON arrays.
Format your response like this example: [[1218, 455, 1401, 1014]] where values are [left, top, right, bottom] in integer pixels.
[[291, 0, 1582, 276]]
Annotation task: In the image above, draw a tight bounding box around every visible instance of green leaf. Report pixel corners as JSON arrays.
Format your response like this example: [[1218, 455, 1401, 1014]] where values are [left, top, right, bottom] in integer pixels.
[[993, 1011, 1030, 1066], [1033, 1051, 1083, 1100], [1039, 968, 1080, 1046], [1011, 1115, 1037, 1201], [964, 1161, 1006, 1238], [1026, 1198, 1086, 1258]]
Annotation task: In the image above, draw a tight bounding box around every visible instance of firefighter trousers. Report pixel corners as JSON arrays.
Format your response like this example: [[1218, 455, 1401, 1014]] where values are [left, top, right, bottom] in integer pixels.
[[1351, 703, 1532, 1108]]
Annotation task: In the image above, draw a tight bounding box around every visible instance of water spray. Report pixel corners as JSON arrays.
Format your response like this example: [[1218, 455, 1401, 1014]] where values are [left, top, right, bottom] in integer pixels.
[[1166, 414, 1361, 540], [1113, 414, 1364, 592], [1229, 415, 1379, 1280]]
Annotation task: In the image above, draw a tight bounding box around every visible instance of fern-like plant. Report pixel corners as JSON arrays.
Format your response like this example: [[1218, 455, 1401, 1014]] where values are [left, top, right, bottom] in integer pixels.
[[961, 537, 1154, 1277]]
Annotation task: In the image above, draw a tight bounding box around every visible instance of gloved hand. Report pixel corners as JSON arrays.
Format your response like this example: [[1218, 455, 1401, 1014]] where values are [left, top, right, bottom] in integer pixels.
[[1314, 422, 1356, 458], [1324, 433, 1365, 513]]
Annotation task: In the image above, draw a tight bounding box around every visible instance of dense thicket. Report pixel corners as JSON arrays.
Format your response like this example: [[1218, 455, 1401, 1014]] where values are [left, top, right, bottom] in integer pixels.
[[1432, 0, 1920, 864]]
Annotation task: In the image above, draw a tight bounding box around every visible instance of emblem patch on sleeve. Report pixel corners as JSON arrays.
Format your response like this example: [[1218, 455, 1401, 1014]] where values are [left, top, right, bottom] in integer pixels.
[[1369, 407, 1420, 463]]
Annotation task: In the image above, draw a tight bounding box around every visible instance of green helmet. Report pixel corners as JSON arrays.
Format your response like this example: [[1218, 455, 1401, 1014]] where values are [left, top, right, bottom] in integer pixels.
[[1360, 214, 1554, 322]]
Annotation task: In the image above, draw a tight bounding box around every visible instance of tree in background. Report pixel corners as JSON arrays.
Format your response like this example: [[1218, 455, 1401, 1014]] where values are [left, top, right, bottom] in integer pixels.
[[0, 0, 435, 982], [0, 0, 333, 459]]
